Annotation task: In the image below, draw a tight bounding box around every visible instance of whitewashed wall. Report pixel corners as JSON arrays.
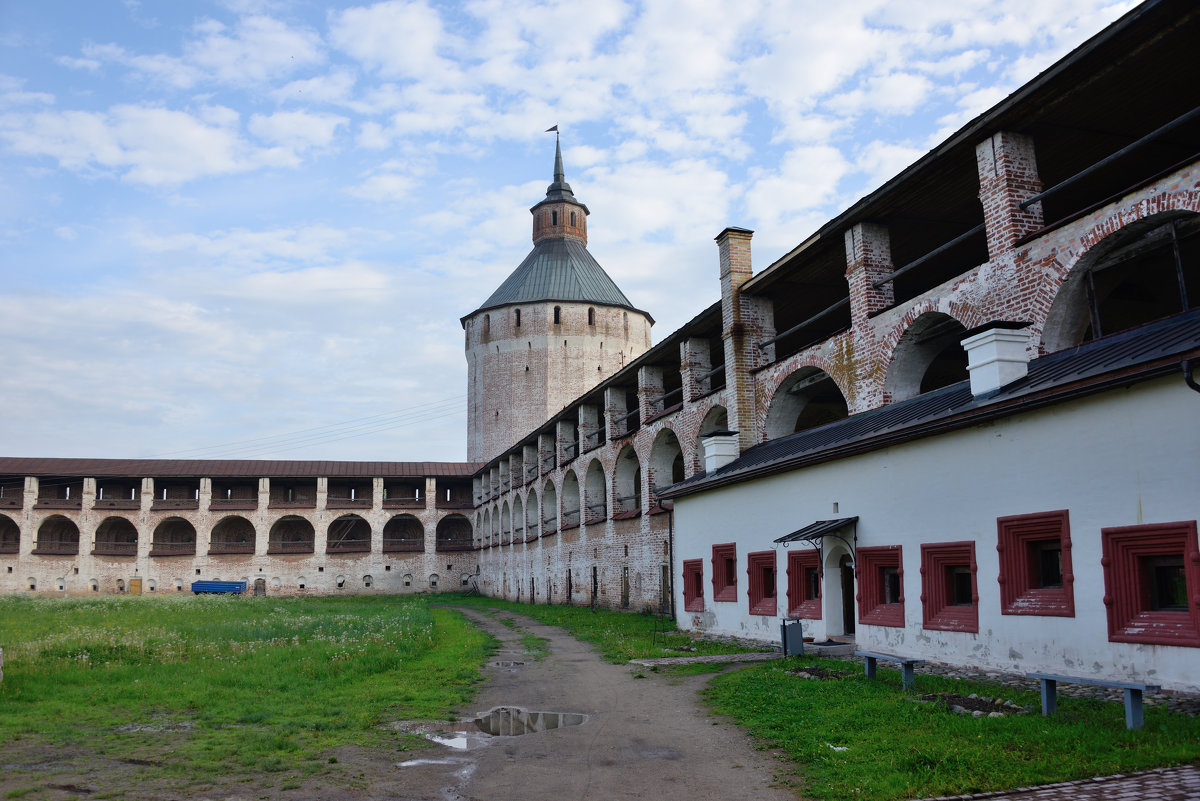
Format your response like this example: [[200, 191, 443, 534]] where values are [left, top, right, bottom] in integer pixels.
[[673, 375, 1200, 691]]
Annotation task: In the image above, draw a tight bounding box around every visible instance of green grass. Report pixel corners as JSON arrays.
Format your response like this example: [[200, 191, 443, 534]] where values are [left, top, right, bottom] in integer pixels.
[[444, 594, 767, 663], [0, 595, 493, 790], [703, 656, 1200, 801]]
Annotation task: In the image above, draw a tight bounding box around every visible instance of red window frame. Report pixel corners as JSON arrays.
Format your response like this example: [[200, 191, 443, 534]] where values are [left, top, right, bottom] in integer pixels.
[[711, 542, 737, 602], [1102, 520, 1200, 647], [997, 510, 1074, 617], [747, 550, 777, 616], [682, 558, 704, 612], [856, 545, 903, 627], [786, 549, 821, 619], [921, 541, 979, 633]]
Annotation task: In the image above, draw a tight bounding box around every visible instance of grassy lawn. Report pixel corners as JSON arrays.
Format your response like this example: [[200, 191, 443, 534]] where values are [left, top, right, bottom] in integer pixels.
[[0, 594, 493, 791], [704, 656, 1200, 801], [442, 593, 768, 662]]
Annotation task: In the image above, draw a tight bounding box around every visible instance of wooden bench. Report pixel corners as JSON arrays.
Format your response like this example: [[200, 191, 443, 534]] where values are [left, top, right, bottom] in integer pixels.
[[191, 580, 247, 595], [855, 650, 924, 690], [1026, 672, 1160, 730]]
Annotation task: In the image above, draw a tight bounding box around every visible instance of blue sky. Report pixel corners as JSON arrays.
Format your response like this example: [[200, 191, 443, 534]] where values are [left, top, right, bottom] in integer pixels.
[[0, 0, 1133, 462]]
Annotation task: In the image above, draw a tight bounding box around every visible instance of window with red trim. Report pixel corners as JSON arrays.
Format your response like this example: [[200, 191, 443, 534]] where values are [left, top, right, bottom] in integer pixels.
[[712, 542, 737, 602], [856, 546, 903, 627], [921, 541, 978, 633], [683, 559, 704, 612], [997, 510, 1074, 617], [787, 549, 821, 619], [1102, 520, 1200, 647], [747, 550, 777, 616]]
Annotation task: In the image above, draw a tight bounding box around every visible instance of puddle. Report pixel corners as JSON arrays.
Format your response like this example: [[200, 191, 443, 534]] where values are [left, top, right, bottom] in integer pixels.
[[491, 660, 524, 668], [473, 706, 587, 737], [425, 730, 495, 750]]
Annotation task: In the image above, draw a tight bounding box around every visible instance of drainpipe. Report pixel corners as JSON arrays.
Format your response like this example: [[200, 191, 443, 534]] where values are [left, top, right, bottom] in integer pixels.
[[1185, 358, 1200, 395], [668, 507, 675, 620]]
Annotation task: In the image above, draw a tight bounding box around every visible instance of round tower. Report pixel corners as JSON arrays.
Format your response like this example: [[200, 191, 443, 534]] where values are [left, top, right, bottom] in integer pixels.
[[463, 139, 653, 463]]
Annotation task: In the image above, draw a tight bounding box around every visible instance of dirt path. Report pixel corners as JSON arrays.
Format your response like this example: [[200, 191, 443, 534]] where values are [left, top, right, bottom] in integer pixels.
[[406, 606, 799, 801], [0, 606, 797, 801]]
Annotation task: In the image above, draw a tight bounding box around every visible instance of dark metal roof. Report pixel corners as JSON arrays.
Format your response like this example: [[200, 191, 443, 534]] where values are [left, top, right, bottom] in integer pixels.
[[0, 458, 480, 479], [472, 237, 642, 315], [664, 308, 1200, 499], [774, 517, 858, 545]]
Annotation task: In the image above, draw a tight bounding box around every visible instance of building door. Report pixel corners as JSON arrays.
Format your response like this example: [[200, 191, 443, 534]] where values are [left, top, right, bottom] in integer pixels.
[[128, 578, 142, 595], [567, 570, 573, 605], [591, 566, 598, 609], [660, 564, 670, 614], [530, 576, 535, 604], [621, 566, 630, 608], [254, 578, 266, 596], [840, 555, 855, 636]]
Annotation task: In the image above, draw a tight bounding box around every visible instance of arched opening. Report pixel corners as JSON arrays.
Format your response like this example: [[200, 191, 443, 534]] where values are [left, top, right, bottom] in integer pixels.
[[150, 517, 196, 556], [268, 516, 315, 554], [0, 513, 18, 554], [613, 445, 641, 514], [764, 367, 849, 440], [524, 488, 539, 541], [1043, 213, 1199, 352], [501, 501, 512, 545], [542, 481, 558, 535], [490, 509, 500, 546], [584, 460, 606, 523], [33, 515, 79, 555], [553, 306, 562, 325], [436, 514, 473, 551], [514, 308, 521, 328], [649, 428, 685, 508], [512, 495, 525, 542], [479, 510, 490, 548], [93, 516, 138, 556], [561, 471, 581, 528], [327, 514, 370, 553], [885, 312, 969, 402], [587, 307, 596, 326], [383, 514, 424, 552], [209, 515, 255, 554], [698, 405, 728, 436]]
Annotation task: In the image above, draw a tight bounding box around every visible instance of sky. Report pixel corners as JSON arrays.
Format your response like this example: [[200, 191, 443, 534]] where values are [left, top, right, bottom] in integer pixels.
[[0, 0, 1135, 463]]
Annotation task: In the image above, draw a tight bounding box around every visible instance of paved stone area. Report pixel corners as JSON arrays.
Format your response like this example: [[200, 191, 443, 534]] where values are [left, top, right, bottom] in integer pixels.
[[911, 764, 1200, 800]]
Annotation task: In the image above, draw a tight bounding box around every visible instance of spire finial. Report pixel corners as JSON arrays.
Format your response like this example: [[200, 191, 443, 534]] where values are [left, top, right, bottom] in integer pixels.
[[545, 125, 564, 183], [541, 125, 576, 204]]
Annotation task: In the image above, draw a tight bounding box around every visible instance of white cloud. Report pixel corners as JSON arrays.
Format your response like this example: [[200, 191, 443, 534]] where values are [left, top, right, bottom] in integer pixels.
[[272, 68, 357, 105], [77, 14, 322, 89], [330, 1, 460, 81], [0, 104, 309, 185], [248, 111, 347, 152], [53, 226, 78, 241]]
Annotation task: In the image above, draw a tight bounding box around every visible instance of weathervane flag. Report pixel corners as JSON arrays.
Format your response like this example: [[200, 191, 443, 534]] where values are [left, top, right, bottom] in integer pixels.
[[545, 125, 558, 133]]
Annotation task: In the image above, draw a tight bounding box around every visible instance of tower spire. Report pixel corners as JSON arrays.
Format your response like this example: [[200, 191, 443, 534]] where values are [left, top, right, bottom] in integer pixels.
[[553, 134, 565, 184], [542, 128, 576, 203]]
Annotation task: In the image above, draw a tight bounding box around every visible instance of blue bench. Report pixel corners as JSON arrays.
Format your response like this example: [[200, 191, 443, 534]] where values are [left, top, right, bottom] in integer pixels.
[[191, 580, 247, 595], [856, 650, 924, 690], [1026, 672, 1160, 730]]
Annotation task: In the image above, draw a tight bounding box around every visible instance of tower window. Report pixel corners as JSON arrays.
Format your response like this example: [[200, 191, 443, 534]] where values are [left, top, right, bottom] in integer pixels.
[[570, 211, 576, 226], [552, 211, 558, 225], [514, 309, 521, 328], [483, 314, 490, 337], [553, 306, 561, 325], [588, 308, 595, 326]]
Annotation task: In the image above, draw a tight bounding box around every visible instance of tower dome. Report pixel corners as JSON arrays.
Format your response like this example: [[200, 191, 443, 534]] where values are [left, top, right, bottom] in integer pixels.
[[463, 139, 654, 462]]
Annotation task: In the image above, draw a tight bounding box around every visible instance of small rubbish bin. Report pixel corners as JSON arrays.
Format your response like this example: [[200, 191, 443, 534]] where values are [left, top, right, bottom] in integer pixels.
[[780, 618, 804, 656]]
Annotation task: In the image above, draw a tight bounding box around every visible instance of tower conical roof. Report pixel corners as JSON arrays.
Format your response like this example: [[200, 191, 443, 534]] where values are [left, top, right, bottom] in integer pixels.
[[467, 139, 647, 318], [473, 237, 637, 313]]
